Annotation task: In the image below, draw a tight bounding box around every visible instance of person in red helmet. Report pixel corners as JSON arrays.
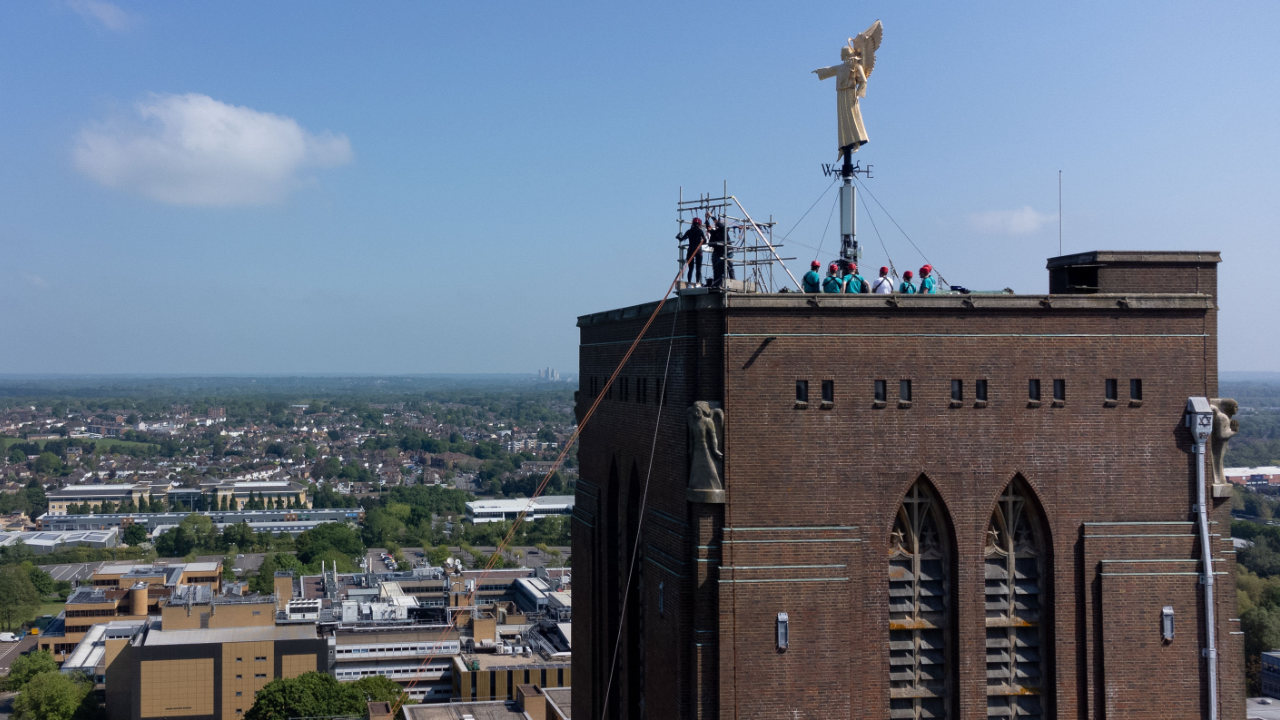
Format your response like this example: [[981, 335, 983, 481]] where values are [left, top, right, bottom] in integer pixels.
[[845, 261, 868, 293], [919, 264, 938, 294], [871, 265, 894, 294], [676, 216, 706, 285], [802, 260, 822, 293], [822, 262, 844, 293], [899, 269, 917, 294]]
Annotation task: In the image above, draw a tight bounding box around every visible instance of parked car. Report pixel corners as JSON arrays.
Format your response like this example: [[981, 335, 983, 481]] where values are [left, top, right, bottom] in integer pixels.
[[0, 632, 19, 642]]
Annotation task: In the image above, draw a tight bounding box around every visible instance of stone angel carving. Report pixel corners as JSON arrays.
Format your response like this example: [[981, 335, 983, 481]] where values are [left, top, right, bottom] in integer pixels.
[[1209, 398, 1239, 487], [686, 401, 726, 503], [813, 20, 883, 153]]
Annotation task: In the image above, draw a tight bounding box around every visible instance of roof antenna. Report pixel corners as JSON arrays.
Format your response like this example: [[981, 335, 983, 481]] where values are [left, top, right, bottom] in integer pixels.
[[1058, 170, 1063, 255]]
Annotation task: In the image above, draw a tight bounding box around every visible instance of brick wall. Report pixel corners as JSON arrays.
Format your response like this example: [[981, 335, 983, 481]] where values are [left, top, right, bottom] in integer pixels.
[[573, 251, 1237, 720]]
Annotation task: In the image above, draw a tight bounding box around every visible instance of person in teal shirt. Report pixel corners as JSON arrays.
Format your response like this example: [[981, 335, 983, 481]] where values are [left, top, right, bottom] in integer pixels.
[[802, 260, 822, 293], [845, 262, 867, 294], [919, 264, 938, 294], [822, 263, 844, 293], [899, 269, 917, 294]]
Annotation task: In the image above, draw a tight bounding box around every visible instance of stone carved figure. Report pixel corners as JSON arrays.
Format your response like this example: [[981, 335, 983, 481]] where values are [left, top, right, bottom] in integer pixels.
[[1209, 398, 1239, 486], [813, 20, 883, 153], [686, 401, 725, 503]]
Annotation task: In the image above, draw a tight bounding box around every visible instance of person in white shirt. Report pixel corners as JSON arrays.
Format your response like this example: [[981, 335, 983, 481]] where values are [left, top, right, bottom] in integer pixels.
[[871, 266, 894, 294]]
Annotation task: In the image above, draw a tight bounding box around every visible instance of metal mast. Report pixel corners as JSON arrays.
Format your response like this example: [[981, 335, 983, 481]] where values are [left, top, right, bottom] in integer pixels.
[[837, 145, 871, 264]]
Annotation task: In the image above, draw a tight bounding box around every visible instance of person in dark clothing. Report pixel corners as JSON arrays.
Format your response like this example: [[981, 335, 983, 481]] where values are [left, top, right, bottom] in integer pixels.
[[677, 217, 706, 285], [707, 215, 728, 288]]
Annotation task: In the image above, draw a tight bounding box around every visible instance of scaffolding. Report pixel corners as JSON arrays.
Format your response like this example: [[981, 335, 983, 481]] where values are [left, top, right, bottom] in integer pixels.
[[676, 186, 800, 293]]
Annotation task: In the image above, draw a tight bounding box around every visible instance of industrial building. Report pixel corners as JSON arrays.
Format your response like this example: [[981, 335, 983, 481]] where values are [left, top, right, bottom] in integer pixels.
[[38, 507, 360, 537], [0, 528, 118, 553], [465, 496, 575, 524], [573, 251, 1241, 719], [104, 623, 327, 720]]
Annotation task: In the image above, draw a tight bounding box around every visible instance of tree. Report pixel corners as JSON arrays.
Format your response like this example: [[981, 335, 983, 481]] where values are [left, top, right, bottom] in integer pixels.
[[122, 524, 148, 546], [245, 671, 364, 720], [295, 523, 363, 564], [6, 649, 57, 690], [12, 670, 92, 720], [179, 513, 217, 550], [347, 675, 405, 703], [154, 527, 194, 558], [23, 562, 54, 597], [7, 447, 27, 464], [0, 565, 40, 630], [32, 451, 64, 475]]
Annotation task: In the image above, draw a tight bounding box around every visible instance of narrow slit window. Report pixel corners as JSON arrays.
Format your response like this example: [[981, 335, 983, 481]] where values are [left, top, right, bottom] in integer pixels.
[[874, 379, 887, 403], [951, 380, 963, 402], [976, 379, 989, 402], [1105, 379, 1118, 402], [821, 380, 835, 404], [1028, 379, 1041, 401], [899, 380, 912, 402], [1053, 379, 1066, 401], [796, 380, 809, 404], [1130, 378, 1143, 401]]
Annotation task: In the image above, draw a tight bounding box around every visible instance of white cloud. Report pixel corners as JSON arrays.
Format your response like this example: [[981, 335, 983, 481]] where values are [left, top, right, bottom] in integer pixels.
[[67, 0, 134, 32], [73, 93, 353, 206], [22, 273, 49, 289], [967, 206, 1057, 236]]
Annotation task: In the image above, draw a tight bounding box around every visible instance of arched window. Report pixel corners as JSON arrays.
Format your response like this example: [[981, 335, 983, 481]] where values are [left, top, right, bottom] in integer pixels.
[[889, 479, 954, 719], [984, 479, 1049, 719]]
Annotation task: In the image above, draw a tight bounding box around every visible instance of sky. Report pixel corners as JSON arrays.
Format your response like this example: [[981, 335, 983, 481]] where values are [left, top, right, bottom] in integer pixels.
[[3, 1, 1278, 374]]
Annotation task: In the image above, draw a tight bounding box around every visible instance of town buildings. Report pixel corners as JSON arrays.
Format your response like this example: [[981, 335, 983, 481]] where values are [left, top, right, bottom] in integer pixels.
[[46, 557, 573, 718], [44, 478, 311, 515], [572, 251, 1240, 719], [466, 496, 575, 524]]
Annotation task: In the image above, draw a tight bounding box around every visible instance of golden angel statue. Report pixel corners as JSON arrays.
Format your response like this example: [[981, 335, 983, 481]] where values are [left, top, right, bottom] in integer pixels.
[[813, 20, 883, 153]]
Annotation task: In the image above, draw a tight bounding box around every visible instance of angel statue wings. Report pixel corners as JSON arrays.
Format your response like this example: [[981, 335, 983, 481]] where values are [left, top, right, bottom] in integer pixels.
[[813, 20, 883, 153]]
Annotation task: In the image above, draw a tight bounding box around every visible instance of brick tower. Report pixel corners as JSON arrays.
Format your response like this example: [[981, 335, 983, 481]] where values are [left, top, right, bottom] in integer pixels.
[[572, 251, 1241, 719]]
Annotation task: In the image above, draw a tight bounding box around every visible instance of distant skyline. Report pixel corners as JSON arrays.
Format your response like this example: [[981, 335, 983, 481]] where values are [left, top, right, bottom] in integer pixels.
[[5, 2, 1278, 373]]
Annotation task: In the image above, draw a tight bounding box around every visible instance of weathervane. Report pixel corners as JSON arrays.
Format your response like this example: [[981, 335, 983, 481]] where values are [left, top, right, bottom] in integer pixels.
[[813, 20, 883, 263]]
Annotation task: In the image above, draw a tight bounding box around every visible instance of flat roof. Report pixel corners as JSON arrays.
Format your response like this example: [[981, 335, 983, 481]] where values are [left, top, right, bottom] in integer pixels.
[[467, 496, 575, 511], [57, 484, 140, 492], [403, 702, 520, 720], [144, 623, 317, 646], [577, 291, 1215, 326], [461, 652, 570, 670], [544, 687, 572, 718]]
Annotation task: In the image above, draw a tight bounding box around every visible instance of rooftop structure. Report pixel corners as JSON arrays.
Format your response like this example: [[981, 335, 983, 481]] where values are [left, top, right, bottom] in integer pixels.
[[573, 249, 1240, 719], [40, 560, 224, 661], [105, 621, 327, 720], [0, 528, 117, 553], [39, 506, 360, 534], [466, 496, 575, 524]]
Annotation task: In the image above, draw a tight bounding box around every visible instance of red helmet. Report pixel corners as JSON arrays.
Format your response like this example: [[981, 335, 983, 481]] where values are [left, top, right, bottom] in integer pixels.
[[920, 264, 932, 275], [880, 266, 889, 275], [811, 260, 821, 268], [692, 217, 701, 225], [850, 263, 858, 271], [904, 270, 914, 279], [828, 263, 839, 273]]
